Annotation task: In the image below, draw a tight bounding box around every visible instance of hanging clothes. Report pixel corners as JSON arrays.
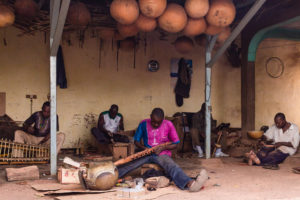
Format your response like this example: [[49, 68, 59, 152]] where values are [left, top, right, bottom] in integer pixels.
[[174, 58, 191, 106], [56, 46, 67, 89]]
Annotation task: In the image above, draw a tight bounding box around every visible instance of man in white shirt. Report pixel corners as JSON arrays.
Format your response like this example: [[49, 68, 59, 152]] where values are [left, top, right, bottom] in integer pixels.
[[91, 104, 129, 143], [247, 113, 299, 169]]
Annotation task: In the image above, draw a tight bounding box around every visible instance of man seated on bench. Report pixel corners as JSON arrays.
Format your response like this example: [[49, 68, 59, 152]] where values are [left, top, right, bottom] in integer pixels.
[[117, 108, 208, 192], [91, 104, 129, 144]]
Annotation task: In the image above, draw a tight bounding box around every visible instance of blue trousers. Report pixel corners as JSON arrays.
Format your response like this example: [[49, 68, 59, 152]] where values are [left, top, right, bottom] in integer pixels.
[[117, 154, 192, 190]]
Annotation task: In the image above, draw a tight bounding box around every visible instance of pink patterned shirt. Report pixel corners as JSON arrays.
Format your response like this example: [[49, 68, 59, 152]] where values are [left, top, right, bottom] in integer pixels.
[[134, 119, 180, 157]]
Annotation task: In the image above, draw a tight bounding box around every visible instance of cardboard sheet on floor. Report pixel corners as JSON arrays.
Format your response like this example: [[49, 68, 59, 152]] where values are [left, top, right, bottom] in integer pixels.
[[43, 189, 115, 195], [54, 187, 179, 200], [31, 183, 82, 191]]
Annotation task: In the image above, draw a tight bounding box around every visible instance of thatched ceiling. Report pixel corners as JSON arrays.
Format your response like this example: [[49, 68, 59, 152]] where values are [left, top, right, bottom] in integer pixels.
[[5, 0, 292, 37]]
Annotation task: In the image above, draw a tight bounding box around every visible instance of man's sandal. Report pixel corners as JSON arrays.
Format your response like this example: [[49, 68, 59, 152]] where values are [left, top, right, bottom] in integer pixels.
[[189, 169, 208, 192], [263, 164, 279, 170]]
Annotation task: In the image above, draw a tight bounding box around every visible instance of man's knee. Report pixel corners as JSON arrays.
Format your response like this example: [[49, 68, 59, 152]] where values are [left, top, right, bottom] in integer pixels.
[[157, 155, 178, 168], [14, 130, 25, 142], [57, 132, 65, 144]]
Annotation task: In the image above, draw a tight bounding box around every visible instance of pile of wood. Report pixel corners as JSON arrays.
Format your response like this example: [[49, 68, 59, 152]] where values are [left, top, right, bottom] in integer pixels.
[[224, 131, 259, 157]]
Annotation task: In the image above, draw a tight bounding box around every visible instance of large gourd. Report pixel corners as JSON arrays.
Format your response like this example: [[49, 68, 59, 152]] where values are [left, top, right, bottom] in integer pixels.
[[174, 36, 194, 54], [99, 29, 115, 40], [183, 18, 206, 36], [14, 0, 39, 19], [158, 3, 187, 33], [120, 37, 136, 51], [67, 2, 91, 27], [206, 0, 236, 27], [185, 0, 209, 18], [139, 0, 166, 18], [194, 34, 206, 46], [0, 5, 15, 28], [135, 14, 157, 32], [110, 0, 139, 25], [117, 23, 139, 37]]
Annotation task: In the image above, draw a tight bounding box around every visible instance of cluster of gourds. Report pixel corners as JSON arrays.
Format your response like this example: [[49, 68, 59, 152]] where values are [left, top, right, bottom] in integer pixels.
[[109, 0, 236, 54]]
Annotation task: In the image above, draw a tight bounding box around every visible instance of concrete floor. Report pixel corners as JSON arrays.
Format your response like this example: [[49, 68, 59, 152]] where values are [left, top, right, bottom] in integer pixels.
[[1, 156, 300, 200]]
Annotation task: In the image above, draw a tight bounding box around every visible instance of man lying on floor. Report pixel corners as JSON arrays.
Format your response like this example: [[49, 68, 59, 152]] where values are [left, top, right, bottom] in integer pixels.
[[117, 108, 208, 192], [245, 112, 299, 169]]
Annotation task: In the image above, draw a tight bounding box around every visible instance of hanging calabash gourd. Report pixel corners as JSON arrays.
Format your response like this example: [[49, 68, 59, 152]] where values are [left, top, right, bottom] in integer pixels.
[[110, 0, 139, 25], [67, 2, 91, 27], [174, 36, 194, 54], [183, 17, 206, 36], [99, 28, 115, 40], [0, 5, 15, 28], [139, 0, 167, 18], [184, 0, 209, 18], [117, 23, 139, 37], [217, 27, 231, 43], [205, 24, 224, 35], [135, 14, 157, 32], [119, 37, 136, 51], [206, 0, 236, 27], [194, 34, 206, 46], [14, 0, 39, 19], [158, 3, 187, 33]]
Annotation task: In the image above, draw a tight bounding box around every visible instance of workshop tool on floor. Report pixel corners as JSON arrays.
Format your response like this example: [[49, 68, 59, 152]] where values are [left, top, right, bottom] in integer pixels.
[[26, 94, 37, 115], [212, 123, 230, 157], [0, 139, 50, 164], [64, 142, 172, 191]]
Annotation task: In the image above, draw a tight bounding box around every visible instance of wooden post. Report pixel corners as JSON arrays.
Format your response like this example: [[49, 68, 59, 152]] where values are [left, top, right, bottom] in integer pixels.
[[0, 92, 5, 116]]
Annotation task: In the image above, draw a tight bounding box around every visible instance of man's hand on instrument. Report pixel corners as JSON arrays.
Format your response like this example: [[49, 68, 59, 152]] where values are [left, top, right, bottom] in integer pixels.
[[39, 134, 50, 145], [27, 126, 35, 134], [116, 130, 124, 135], [107, 131, 113, 138], [154, 146, 165, 155], [259, 141, 266, 146]]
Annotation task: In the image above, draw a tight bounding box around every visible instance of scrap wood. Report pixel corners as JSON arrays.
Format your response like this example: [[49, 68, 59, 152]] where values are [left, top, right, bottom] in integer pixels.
[[6, 165, 39, 181], [83, 155, 113, 162], [43, 189, 115, 196]]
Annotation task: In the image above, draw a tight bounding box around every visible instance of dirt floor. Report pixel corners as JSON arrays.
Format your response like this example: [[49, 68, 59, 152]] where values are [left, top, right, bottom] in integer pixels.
[[1, 154, 300, 200]]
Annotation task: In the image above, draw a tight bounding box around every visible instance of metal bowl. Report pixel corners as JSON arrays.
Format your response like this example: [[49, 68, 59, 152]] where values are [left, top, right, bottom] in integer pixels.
[[247, 130, 264, 139]]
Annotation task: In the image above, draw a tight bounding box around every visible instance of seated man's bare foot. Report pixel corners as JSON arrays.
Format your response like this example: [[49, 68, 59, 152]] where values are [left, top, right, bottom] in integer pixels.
[[248, 158, 253, 166], [249, 154, 261, 165]]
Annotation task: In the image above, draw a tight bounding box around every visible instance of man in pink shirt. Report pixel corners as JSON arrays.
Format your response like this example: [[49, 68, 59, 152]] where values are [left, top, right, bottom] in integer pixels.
[[117, 108, 208, 192]]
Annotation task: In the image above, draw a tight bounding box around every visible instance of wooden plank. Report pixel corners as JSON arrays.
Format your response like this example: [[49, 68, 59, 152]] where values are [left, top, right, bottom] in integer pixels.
[[0, 92, 5, 116], [6, 165, 39, 181]]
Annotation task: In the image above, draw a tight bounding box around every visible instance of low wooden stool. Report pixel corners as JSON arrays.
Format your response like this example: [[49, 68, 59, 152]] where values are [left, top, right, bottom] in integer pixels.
[[112, 142, 135, 161]]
